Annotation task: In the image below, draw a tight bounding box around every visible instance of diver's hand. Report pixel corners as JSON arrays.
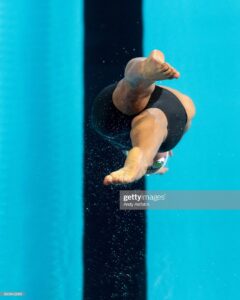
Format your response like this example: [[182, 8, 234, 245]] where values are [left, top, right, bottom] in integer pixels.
[[155, 167, 169, 175]]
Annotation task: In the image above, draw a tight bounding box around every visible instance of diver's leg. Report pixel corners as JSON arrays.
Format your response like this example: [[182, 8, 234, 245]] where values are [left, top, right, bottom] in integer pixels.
[[159, 85, 196, 132], [112, 49, 180, 115], [103, 108, 168, 185]]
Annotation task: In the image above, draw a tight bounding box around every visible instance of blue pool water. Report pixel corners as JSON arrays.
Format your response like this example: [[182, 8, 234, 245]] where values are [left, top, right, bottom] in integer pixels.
[[144, 0, 240, 299], [0, 1, 83, 299]]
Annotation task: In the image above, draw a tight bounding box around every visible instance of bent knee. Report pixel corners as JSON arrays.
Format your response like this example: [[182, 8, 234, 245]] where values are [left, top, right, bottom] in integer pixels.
[[182, 94, 196, 120], [131, 108, 168, 129]]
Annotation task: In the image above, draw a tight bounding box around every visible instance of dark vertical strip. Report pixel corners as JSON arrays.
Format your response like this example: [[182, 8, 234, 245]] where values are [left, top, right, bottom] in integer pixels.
[[84, 1, 146, 299]]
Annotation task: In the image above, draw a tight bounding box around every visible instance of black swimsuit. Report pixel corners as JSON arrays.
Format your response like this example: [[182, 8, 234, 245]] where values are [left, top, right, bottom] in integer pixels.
[[91, 83, 188, 152]]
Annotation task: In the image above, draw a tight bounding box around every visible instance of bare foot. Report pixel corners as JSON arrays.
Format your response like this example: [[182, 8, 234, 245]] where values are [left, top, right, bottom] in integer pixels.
[[143, 49, 180, 81], [103, 147, 149, 185]]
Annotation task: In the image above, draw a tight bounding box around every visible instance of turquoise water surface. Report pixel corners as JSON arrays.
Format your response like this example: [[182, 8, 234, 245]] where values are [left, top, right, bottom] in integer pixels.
[[0, 1, 83, 299], [144, 0, 240, 299]]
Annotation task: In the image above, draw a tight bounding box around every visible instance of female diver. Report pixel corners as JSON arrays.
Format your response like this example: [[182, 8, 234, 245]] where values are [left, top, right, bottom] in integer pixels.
[[91, 50, 196, 185]]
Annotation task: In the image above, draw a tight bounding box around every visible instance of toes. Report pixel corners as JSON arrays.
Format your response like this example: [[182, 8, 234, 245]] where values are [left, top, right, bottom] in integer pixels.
[[103, 170, 136, 185], [103, 175, 113, 185], [166, 68, 180, 79], [168, 66, 180, 78], [161, 63, 170, 72], [150, 49, 165, 63], [104, 170, 126, 185], [169, 70, 180, 79], [109, 171, 122, 184], [169, 70, 177, 79], [160, 62, 180, 79], [162, 63, 175, 77], [173, 71, 180, 78], [164, 67, 174, 77], [164, 68, 175, 78]]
